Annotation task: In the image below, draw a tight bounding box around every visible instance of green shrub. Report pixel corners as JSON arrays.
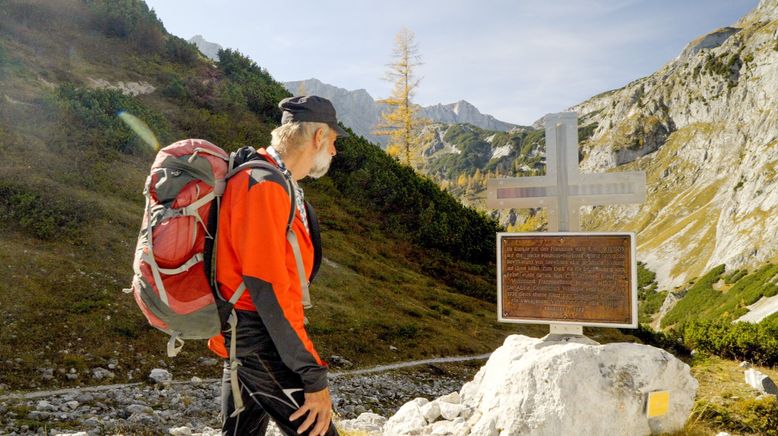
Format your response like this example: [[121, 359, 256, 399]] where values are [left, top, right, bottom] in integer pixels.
[[661, 265, 726, 328], [625, 324, 689, 357], [638, 289, 666, 324], [164, 36, 199, 65], [217, 49, 289, 121], [430, 304, 452, 316], [397, 324, 420, 339], [161, 75, 189, 100], [56, 85, 170, 154], [0, 179, 100, 241], [329, 129, 501, 267], [724, 269, 747, 284], [679, 319, 778, 366], [87, 0, 165, 53]]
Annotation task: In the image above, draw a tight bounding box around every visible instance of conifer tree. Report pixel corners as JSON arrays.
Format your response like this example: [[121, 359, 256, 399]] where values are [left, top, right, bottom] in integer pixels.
[[375, 27, 427, 167]]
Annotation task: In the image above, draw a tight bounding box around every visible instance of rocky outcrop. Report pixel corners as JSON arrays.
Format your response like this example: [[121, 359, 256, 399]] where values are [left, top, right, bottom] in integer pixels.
[[744, 368, 778, 395], [384, 335, 698, 436], [678, 27, 740, 60], [188, 35, 223, 61], [86, 78, 155, 96], [572, 0, 778, 289]]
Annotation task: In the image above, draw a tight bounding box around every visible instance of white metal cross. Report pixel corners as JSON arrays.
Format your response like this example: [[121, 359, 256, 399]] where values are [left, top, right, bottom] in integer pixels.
[[487, 112, 646, 231]]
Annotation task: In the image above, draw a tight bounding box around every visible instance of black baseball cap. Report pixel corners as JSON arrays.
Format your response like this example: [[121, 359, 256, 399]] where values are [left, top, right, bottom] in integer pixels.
[[279, 95, 350, 138]]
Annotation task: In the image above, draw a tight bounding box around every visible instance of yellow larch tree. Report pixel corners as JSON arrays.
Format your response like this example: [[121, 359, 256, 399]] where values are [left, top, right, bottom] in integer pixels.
[[375, 27, 428, 167]]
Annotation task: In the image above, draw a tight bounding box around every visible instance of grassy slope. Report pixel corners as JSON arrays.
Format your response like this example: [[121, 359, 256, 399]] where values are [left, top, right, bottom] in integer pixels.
[[686, 355, 778, 436]]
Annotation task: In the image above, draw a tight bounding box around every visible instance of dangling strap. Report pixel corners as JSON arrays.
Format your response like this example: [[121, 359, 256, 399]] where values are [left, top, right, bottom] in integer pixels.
[[227, 282, 248, 417], [227, 310, 244, 417], [167, 333, 184, 357]]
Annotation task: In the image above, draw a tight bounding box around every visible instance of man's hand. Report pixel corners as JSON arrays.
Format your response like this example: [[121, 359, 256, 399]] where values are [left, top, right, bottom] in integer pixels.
[[289, 387, 333, 435]]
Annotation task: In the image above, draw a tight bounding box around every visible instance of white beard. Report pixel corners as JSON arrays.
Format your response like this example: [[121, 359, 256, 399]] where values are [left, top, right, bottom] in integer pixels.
[[308, 140, 333, 179]]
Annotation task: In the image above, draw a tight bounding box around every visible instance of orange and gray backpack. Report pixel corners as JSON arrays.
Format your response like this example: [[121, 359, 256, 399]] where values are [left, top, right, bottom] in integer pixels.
[[126, 138, 310, 415]]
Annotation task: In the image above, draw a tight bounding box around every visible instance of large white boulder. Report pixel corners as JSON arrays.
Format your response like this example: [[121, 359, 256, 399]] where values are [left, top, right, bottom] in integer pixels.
[[388, 335, 698, 435], [384, 398, 429, 435]]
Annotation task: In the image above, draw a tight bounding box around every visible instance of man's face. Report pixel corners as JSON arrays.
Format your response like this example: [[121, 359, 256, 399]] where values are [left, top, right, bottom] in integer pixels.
[[308, 129, 337, 179]]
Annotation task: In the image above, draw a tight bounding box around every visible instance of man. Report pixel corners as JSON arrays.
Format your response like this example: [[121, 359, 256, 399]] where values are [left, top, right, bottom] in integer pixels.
[[209, 95, 348, 435]]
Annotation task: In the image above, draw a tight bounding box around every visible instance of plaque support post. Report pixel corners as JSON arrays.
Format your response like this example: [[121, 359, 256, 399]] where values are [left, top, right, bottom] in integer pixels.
[[549, 324, 583, 336], [547, 119, 587, 341]]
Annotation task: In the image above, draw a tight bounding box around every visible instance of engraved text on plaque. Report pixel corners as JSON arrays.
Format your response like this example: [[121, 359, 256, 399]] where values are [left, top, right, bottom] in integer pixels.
[[498, 233, 636, 327]]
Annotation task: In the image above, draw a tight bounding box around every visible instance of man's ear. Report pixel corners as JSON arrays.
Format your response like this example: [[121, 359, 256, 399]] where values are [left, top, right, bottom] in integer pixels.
[[313, 127, 326, 149]]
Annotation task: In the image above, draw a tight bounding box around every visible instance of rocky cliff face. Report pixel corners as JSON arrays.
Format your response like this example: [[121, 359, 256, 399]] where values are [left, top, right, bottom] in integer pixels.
[[573, 0, 778, 289]]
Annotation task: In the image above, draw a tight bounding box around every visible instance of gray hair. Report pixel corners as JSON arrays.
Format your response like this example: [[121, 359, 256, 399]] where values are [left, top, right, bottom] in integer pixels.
[[270, 121, 330, 155]]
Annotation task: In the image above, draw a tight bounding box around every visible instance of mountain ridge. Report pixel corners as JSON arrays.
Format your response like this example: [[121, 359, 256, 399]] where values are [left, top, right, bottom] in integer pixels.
[[283, 78, 519, 147]]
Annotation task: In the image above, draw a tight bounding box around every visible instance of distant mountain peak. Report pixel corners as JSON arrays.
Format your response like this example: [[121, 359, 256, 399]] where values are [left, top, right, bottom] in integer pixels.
[[419, 99, 516, 132], [188, 35, 222, 61]]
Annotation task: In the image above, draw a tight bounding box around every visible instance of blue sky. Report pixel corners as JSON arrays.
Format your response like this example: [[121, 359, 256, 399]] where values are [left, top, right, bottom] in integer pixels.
[[145, 0, 758, 125]]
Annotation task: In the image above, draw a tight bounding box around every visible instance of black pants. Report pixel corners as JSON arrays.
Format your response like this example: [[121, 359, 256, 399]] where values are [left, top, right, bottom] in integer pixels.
[[220, 312, 339, 436]]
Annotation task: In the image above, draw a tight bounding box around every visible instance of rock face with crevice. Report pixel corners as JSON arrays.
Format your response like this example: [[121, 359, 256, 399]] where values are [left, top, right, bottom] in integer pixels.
[[572, 0, 778, 290]]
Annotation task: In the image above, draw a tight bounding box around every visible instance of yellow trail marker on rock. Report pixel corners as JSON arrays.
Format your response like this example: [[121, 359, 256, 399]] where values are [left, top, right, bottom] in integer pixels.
[[646, 390, 670, 418]]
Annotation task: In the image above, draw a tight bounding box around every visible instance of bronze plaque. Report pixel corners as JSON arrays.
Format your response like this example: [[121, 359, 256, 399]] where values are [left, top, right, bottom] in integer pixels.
[[498, 233, 636, 326]]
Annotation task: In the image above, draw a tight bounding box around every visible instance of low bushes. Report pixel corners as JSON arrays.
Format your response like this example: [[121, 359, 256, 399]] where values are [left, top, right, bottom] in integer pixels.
[[0, 178, 100, 241], [679, 318, 778, 366], [56, 85, 171, 154]]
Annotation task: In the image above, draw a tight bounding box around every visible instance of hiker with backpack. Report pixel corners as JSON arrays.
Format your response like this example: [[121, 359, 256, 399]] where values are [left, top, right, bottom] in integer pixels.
[[211, 96, 346, 435], [130, 95, 347, 436]]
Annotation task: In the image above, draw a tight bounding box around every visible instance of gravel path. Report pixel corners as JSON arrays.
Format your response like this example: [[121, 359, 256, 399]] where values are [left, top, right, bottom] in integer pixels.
[[0, 355, 489, 435]]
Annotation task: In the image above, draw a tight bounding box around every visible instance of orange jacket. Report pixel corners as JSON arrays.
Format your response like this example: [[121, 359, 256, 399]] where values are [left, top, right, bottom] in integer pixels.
[[208, 149, 326, 392]]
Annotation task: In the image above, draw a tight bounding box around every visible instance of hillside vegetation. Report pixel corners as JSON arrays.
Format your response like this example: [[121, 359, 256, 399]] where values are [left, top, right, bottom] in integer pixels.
[[646, 262, 778, 366], [0, 0, 531, 391]]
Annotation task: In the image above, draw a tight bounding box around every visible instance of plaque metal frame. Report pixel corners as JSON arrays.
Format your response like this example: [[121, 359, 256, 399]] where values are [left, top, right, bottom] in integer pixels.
[[497, 231, 638, 328]]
